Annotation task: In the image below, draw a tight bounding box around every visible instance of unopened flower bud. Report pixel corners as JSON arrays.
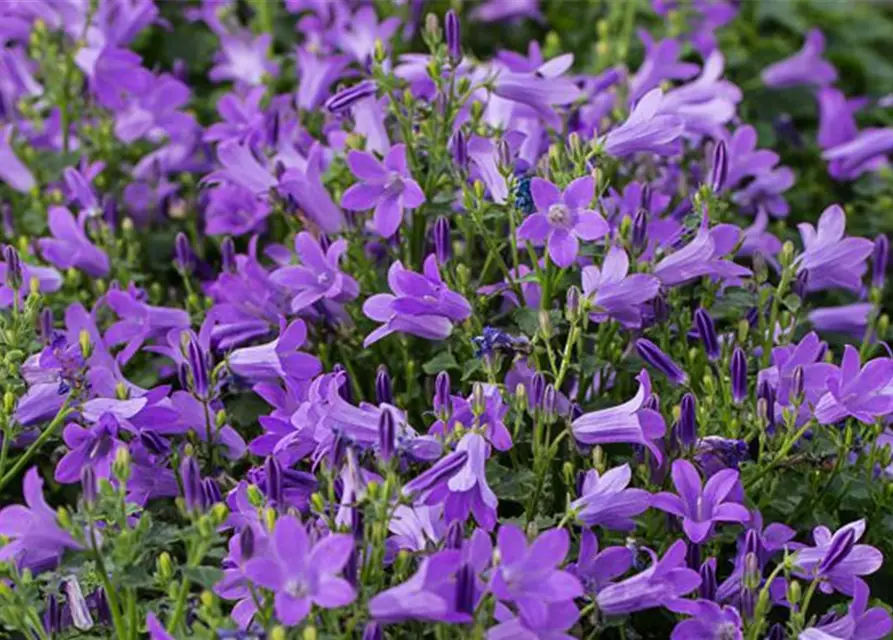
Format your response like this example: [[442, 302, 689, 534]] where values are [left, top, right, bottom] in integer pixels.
[[873, 234, 889, 289], [694, 308, 719, 361], [375, 365, 392, 405], [445, 10, 461, 63], [174, 232, 194, 274], [81, 466, 97, 506], [566, 285, 580, 322], [451, 130, 468, 169], [434, 216, 451, 264], [709, 140, 727, 193], [378, 409, 396, 463], [631, 208, 647, 252], [678, 393, 697, 447]]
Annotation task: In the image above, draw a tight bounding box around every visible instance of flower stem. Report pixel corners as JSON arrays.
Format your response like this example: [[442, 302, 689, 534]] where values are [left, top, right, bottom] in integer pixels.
[[0, 401, 71, 493]]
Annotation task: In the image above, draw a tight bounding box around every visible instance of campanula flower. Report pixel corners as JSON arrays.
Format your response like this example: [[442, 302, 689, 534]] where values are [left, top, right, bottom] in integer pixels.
[[0, 467, 81, 572], [581, 246, 660, 328], [628, 32, 699, 103], [270, 232, 359, 313], [516, 176, 608, 268], [340, 144, 425, 239], [244, 515, 355, 625], [54, 413, 128, 484], [652, 460, 749, 543], [796, 205, 873, 292], [430, 383, 512, 451], [653, 215, 751, 286], [602, 89, 684, 158], [567, 529, 634, 594], [670, 600, 743, 640], [104, 289, 191, 364], [571, 464, 652, 531], [228, 319, 322, 383], [792, 519, 882, 595], [572, 370, 666, 463], [362, 255, 472, 347], [0, 124, 35, 192], [209, 31, 278, 86], [813, 346, 893, 425], [444, 433, 498, 530], [761, 29, 837, 88], [822, 128, 893, 181], [38, 206, 110, 278]]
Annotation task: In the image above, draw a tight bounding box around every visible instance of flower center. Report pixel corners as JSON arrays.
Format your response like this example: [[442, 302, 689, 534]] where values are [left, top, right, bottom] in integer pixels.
[[285, 578, 309, 598], [547, 203, 572, 228], [317, 271, 332, 286], [716, 622, 740, 640]]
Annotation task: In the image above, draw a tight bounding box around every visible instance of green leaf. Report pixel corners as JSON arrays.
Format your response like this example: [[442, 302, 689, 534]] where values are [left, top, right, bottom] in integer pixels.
[[423, 351, 459, 375], [181, 566, 224, 589], [462, 358, 483, 381]]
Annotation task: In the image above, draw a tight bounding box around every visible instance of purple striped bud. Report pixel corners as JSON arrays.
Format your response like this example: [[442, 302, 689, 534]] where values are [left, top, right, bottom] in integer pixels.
[[378, 409, 396, 462], [766, 624, 785, 640], [632, 208, 647, 252], [39, 307, 54, 343], [177, 362, 190, 392], [139, 429, 170, 456], [434, 371, 451, 416], [330, 431, 348, 468], [445, 10, 461, 63], [566, 285, 580, 321], [333, 364, 353, 403], [743, 552, 761, 590], [687, 542, 700, 569], [325, 80, 377, 113], [174, 232, 194, 274], [678, 393, 697, 447], [434, 216, 451, 264], [445, 520, 464, 548], [221, 237, 236, 273], [363, 622, 383, 640], [344, 547, 358, 587], [635, 339, 688, 385], [709, 140, 728, 193], [239, 526, 255, 561], [530, 372, 546, 408], [792, 269, 809, 299], [101, 195, 118, 230], [694, 308, 720, 361], [731, 347, 747, 404], [94, 588, 111, 625], [641, 185, 652, 210], [744, 529, 761, 558], [818, 528, 855, 575], [543, 384, 557, 418], [791, 365, 804, 400], [3, 245, 22, 289], [202, 477, 221, 507], [44, 595, 62, 634], [376, 365, 392, 405], [186, 336, 209, 398], [651, 292, 669, 324], [65, 577, 94, 631], [455, 563, 475, 616], [699, 560, 716, 601], [740, 586, 755, 619], [181, 455, 203, 513], [264, 456, 283, 506], [451, 130, 468, 168], [873, 234, 888, 289], [81, 466, 97, 506]]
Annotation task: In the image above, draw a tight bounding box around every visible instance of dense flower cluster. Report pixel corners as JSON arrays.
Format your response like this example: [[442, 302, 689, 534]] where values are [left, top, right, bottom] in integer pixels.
[[0, 1, 892, 639]]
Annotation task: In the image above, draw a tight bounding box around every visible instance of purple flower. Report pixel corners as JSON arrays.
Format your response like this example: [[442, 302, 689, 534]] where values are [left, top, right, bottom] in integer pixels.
[[104, 289, 190, 364], [487, 601, 580, 640], [602, 89, 684, 158], [204, 87, 267, 145], [822, 129, 893, 181], [653, 216, 751, 286], [490, 525, 583, 623], [38, 206, 110, 278], [76, 45, 153, 110], [652, 460, 749, 543], [444, 433, 498, 531], [572, 370, 666, 464], [492, 62, 582, 129], [757, 332, 835, 408], [581, 246, 660, 327], [362, 255, 471, 347], [340, 145, 425, 238], [809, 303, 874, 337], [146, 612, 175, 640], [0, 467, 80, 572], [470, 0, 542, 22], [333, 6, 400, 64], [244, 515, 355, 625], [817, 88, 858, 152], [571, 464, 652, 531], [847, 579, 893, 640], [813, 346, 893, 425], [228, 319, 322, 383], [296, 48, 350, 111], [516, 176, 608, 268], [0, 124, 35, 192], [595, 540, 701, 615], [54, 413, 129, 484], [210, 31, 278, 86], [761, 29, 837, 88], [270, 232, 359, 313], [670, 600, 742, 640], [629, 32, 699, 103], [792, 520, 883, 595], [567, 529, 633, 594], [796, 205, 874, 292], [431, 384, 512, 451], [724, 125, 782, 189]]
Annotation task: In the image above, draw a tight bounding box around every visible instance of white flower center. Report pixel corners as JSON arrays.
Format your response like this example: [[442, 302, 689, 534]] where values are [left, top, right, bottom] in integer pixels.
[[547, 203, 572, 227]]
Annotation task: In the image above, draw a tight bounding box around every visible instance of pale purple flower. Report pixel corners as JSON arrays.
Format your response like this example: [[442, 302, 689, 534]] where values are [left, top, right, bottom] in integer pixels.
[[516, 176, 609, 268], [492, 60, 582, 128], [340, 144, 425, 238], [796, 205, 874, 292], [270, 232, 359, 313], [847, 579, 893, 639], [38, 206, 110, 278], [244, 515, 355, 625], [104, 289, 191, 364], [822, 129, 893, 181], [602, 89, 684, 158], [571, 464, 652, 530], [114, 73, 195, 144], [761, 29, 837, 88], [653, 216, 751, 286], [757, 332, 836, 408], [490, 525, 583, 623], [572, 370, 666, 463], [629, 32, 699, 104], [652, 459, 749, 543], [658, 51, 741, 139], [204, 87, 267, 145], [333, 6, 400, 64], [813, 346, 893, 425], [731, 165, 794, 218], [362, 255, 471, 347], [444, 433, 498, 531], [595, 540, 701, 615], [470, 0, 542, 23], [670, 600, 743, 640], [792, 519, 883, 595], [0, 124, 35, 192], [724, 125, 782, 189], [228, 319, 322, 383], [54, 412, 128, 484], [210, 31, 278, 86], [567, 529, 633, 595], [0, 467, 80, 572], [809, 303, 874, 337], [295, 47, 350, 110]]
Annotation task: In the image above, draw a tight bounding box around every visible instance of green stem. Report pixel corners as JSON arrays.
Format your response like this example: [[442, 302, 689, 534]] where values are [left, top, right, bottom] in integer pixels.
[[166, 577, 191, 634], [0, 401, 71, 493], [90, 527, 128, 639]]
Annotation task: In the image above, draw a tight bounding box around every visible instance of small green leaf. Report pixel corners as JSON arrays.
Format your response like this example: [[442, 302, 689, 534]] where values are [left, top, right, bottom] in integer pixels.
[[182, 566, 224, 589], [423, 351, 459, 375]]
